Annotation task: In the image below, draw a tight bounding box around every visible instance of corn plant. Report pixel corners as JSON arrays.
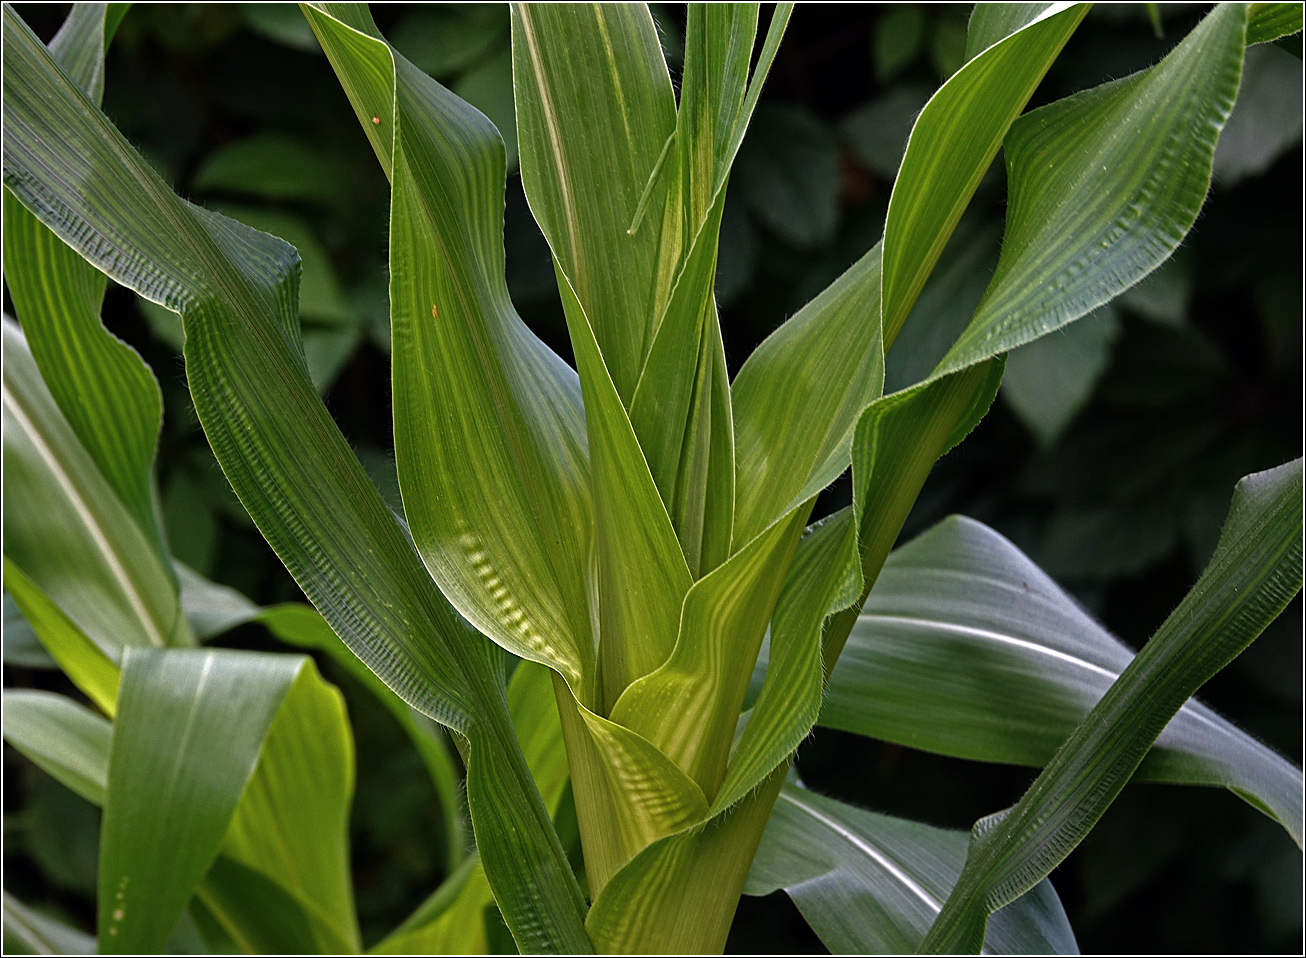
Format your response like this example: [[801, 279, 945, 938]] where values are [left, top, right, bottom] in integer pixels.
[[2, 2, 1303, 954]]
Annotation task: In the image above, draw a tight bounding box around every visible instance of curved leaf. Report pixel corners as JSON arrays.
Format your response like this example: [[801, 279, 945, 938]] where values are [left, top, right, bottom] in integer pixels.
[[820, 513, 1303, 838], [921, 459, 1304, 953], [747, 784, 1078, 955], [2, 689, 111, 805], [936, 2, 1248, 376], [882, 4, 1087, 346]]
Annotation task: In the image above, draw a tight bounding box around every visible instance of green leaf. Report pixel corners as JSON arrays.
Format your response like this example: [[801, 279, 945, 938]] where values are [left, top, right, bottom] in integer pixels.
[[3, 558, 120, 715], [2, 891, 96, 956], [453, 46, 518, 168], [746, 783, 1078, 955], [2, 320, 184, 654], [936, 2, 1248, 377], [390, 5, 508, 77], [1, 3, 170, 570], [921, 459, 1304, 953], [97, 649, 306, 952], [818, 513, 1303, 839], [882, 4, 1087, 347], [1000, 304, 1120, 448], [513, 2, 676, 402], [2, 690, 111, 805], [5, 7, 590, 950], [1247, 2, 1304, 44], [731, 244, 884, 544]]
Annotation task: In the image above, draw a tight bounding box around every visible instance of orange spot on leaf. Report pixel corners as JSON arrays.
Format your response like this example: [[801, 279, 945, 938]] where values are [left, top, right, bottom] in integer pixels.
[[371, 115, 381, 125]]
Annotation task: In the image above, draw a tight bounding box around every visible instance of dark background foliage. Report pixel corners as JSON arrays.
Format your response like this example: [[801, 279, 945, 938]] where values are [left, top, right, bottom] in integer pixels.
[[4, 3, 1302, 954]]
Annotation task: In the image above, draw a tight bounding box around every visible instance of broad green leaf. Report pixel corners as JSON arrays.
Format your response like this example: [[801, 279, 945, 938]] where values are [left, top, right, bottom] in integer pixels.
[[2, 891, 96, 956], [300, 7, 593, 949], [217, 655, 359, 954], [308, 4, 596, 693], [3, 647, 359, 955], [746, 784, 1078, 955], [3, 321, 182, 654], [98, 649, 303, 952], [4, 9, 590, 951], [3, 559, 120, 715], [2, 3, 170, 570], [936, 2, 1248, 376], [2, 690, 111, 805], [921, 459, 1304, 953], [512, 2, 676, 402], [882, 4, 1087, 347], [258, 602, 469, 873], [818, 513, 1303, 839], [176, 573, 469, 872], [731, 244, 884, 544]]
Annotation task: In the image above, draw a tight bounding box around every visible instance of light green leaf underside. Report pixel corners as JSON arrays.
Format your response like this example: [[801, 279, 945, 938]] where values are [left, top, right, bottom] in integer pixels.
[[936, 2, 1248, 376], [819, 513, 1303, 837], [746, 784, 1078, 955], [882, 4, 1088, 347], [3, 891, 97, 956], [922, 458, 1304, 953], [2, 320, 182, 654], [610, 507, 805, 797], [2, 689, 112, 806]]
